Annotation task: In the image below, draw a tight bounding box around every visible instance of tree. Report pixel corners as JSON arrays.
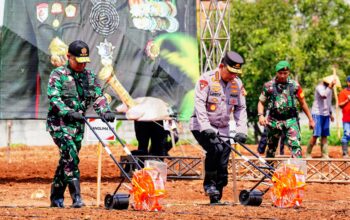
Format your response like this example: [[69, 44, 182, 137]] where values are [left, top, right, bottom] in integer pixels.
[[230, 0, 350, 142]]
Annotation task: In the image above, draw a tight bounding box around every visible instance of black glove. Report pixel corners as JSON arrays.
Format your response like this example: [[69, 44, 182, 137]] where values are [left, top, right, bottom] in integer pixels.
[[103, 112, 115, 122], [233, 133, 247, 144], [65, 111, 83, 122], [202, 129, 217, 138]]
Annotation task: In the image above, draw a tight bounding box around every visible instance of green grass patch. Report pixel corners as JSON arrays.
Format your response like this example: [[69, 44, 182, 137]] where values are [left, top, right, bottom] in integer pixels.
[[300, 126, 343, 146], [9, 143, 27, 148]]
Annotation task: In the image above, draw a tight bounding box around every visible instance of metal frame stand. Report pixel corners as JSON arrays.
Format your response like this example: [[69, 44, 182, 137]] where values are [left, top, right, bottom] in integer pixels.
[[84, 117, 142, 210], [219, 135, 275, 206], [199, 0, 230, 74]]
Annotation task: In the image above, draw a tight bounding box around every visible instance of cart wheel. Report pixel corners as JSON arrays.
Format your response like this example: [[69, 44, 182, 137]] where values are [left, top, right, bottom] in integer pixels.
[[112, 194, 130, 210], [104, 194, 129, 210], [239, 189, 263, 206], [104, 194, 115, 209]]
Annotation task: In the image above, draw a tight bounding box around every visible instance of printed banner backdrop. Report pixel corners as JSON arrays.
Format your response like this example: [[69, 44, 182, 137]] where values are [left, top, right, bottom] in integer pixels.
[[0, 0, 199, 120]]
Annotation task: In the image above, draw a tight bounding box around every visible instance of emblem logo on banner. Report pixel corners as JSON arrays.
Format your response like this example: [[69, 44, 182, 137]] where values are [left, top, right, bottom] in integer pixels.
[[36, 3, 49, 23], [86, 118, 116, 142], [65, 4, 77, 18], [51, 2, 63, 14]]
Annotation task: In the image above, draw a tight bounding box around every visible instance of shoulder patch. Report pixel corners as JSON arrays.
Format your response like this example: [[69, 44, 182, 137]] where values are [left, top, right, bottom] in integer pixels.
[[199, 80, 208, 90], [297, 86, 304, 99]]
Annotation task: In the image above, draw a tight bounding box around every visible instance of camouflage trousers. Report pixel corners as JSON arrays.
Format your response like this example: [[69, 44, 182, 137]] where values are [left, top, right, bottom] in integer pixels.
[[266, 117, 302, 158], [50, 126, 84, 187]]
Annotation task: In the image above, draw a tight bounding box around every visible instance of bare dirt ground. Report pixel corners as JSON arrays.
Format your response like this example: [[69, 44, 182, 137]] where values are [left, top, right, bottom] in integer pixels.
[[0, 144, 349, 220]]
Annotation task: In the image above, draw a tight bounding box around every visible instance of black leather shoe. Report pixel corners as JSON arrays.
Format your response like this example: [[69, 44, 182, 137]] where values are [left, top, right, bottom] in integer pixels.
[[71, 195, 85, 208], [50, 198, 64, 208], [210, 195, 221, 204], [205, 185, 220, 197]]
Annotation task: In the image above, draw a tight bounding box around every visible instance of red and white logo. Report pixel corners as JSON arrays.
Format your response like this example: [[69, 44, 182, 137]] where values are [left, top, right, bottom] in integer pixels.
[[199, 80, 208, 91]]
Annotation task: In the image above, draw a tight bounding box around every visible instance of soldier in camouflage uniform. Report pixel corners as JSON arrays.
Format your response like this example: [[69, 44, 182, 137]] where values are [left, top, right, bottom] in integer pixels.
[[190, 51, 248, 204], [257, 61, 315, 158], [47, 40, 115, 208]]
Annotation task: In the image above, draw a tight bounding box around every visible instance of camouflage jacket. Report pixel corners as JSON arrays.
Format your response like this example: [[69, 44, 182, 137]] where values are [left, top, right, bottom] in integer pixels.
[[259, 77, 304, 119], [46, 63, 111, 132]]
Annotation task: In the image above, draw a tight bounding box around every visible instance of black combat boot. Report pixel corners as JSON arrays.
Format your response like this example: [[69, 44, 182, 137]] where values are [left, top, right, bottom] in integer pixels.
[[209, 186, 223, 205], [217, 186, 223, 201], [209, 194, 221, 204], [68, 179, 85, 208], [203, 171, 220, 204], [204, 185, 220, 204], [50, 183, 66, 208]]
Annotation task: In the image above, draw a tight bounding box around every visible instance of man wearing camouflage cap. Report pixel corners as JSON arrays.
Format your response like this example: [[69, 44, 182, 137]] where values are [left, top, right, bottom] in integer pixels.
[[257, 60, 315, 159], [190, 51, 248, 204], [47, 40, 115, 208]]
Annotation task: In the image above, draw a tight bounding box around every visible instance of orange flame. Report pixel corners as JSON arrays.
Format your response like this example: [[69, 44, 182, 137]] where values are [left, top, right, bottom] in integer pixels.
[[270, 163, 306, 208], [130, 167, 166, 211]]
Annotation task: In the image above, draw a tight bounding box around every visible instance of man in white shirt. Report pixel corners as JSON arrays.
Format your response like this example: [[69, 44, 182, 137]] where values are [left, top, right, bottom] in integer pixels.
[[306, 78, 336, 158]]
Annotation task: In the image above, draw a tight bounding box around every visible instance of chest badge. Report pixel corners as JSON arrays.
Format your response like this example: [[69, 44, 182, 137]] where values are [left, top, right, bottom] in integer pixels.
[[211, 83, 221, 92], [209, 104, 217, 111]]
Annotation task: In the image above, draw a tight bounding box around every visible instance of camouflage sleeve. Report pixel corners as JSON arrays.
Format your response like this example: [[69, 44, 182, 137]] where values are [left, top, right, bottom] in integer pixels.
[[47, 69, 73, 117], [259, 83, 268, 102], [90, 72, 111, 115], [194, 74, 212, 132]]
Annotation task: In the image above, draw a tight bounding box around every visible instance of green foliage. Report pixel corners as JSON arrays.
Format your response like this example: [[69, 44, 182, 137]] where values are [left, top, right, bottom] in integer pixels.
[[231, 0, 350, 134], [245, 129, 256, 145], [176, 138, 194, 146], [128, 138, 139, 147], [108, 121, 127, 146], [300, 125, 342, 146]]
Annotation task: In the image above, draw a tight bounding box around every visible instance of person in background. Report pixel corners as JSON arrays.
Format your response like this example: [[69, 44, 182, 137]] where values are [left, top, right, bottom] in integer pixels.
[[190, 51, 248, 204], [257, 127, 285, 156], [162, 119, 179, 156], [47, 40, 115, 208], [133, 120, 168, 156], [257, 60, 315, 159], [306, 77, 337, 159], [338, 76, 350, 158]]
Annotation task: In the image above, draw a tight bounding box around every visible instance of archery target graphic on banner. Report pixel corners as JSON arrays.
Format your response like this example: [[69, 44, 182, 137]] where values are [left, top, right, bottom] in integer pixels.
[[89, 1, 119, 36]]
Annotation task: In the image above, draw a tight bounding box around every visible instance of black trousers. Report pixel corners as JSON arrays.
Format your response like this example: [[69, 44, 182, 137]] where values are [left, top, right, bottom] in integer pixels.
[[192, 130, 231, 189], [134, 121, 168, 156]]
